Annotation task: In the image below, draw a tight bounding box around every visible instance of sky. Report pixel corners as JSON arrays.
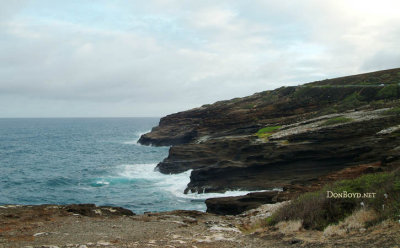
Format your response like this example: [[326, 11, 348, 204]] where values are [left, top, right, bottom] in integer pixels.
[[0, 0, 399, 117]]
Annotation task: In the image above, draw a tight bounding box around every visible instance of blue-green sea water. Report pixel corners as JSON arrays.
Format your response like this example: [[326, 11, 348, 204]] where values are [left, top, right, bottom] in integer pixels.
[[0, 118, 256, 214]]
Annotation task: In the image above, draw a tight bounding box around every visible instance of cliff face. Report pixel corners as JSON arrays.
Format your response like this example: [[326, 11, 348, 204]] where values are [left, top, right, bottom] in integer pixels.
[[139, 68, 400, 196]]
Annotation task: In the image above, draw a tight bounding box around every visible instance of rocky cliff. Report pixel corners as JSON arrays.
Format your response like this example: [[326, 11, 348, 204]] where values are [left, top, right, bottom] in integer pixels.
[[139, 68, 400, 212]]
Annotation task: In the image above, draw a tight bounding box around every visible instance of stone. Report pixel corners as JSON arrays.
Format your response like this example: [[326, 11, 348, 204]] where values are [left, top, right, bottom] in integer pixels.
[[96, 240, 111, 246]]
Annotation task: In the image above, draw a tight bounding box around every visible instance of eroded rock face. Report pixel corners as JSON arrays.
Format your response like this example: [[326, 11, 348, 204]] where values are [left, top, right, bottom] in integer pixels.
[[205, 163, 385, 215], [139, 68, 400, 202], [159, 114, 400, 194], [205, 191, 290, 215]]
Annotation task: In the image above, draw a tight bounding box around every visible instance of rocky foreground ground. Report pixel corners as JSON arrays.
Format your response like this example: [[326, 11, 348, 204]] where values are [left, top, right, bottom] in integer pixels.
[[1, 203, 400, 248]]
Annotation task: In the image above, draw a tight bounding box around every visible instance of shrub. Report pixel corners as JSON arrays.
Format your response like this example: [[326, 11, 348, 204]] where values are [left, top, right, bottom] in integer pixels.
[[377, 84, 398, 99], [323, 209, 378, 236], [321, 116, 353, 126], [339, 92, 365, 110], [268, 169, 400, 230]]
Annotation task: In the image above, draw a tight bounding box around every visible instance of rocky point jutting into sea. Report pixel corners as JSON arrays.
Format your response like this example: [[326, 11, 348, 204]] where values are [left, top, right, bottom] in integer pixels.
[[2, 68, 400, 248], [139, 68, 400, 214]]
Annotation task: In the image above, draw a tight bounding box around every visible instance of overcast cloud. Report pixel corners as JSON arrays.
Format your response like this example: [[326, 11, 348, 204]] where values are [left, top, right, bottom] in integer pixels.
[[0, 0, 399, 117]]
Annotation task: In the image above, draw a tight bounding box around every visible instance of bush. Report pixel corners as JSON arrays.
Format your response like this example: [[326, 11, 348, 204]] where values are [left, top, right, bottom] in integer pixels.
[[323, 209, 378, 236], [377, 84, 399, 99], [268, 169, 400, 230], [339, 92, 365, 110]]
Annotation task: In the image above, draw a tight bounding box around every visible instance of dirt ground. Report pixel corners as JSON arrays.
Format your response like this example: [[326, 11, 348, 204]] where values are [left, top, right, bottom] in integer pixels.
[[1, 204, 399, 248]]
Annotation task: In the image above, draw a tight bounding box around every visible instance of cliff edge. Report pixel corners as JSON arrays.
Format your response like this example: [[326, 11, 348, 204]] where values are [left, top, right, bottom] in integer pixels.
[[139, 68, 400, 210]]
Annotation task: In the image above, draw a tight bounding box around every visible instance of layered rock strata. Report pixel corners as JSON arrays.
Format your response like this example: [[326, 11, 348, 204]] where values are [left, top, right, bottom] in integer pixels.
[[139, 68, 400, 213]]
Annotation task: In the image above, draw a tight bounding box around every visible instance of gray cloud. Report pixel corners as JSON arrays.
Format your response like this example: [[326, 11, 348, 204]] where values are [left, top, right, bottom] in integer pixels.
[[0, 0, 399, 117]]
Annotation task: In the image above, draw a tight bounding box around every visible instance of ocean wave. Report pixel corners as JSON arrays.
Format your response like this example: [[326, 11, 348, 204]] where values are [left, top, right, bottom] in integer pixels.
[[114, 164, 280, 201], [122, 130, 151, 145]]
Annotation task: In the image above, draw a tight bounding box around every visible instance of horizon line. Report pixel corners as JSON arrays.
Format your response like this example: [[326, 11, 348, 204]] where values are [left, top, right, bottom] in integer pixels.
[[0, 116, 162, 119]]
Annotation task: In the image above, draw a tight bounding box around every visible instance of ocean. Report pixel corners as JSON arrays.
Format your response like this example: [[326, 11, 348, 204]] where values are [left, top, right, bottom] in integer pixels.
[[0, 118, 257, 214]]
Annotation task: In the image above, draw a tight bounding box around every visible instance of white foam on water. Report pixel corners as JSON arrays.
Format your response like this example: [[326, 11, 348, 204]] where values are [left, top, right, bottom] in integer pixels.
[[95, 180, 110, 186], [116, 164, 280, 201], [116, 163, 190, 186], [122, 140, 139, 145], [122, 130, 151, 145], [181, 189, 281, 200]]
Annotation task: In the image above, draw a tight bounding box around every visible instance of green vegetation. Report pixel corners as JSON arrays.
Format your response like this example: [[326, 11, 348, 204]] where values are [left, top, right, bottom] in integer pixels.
[[256, 126, 281, 139], [340, 92, 365, 109], [377, 84, 399, 99], [358, 81, 375, 85], [243, 104, 255, 109], [293, 86, 313, 99], [267, 169, 400, 230], [261, 93, 279, 103], [383, 106, 400, 115], [321, 116, 353, 126], [318, 107, 338, 115], [369, 100, 387, 109]]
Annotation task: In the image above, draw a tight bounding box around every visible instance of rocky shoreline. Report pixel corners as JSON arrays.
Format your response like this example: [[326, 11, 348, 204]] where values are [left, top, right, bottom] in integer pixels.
[[2, 68, 400, 247], [139, 68, 400, 214]]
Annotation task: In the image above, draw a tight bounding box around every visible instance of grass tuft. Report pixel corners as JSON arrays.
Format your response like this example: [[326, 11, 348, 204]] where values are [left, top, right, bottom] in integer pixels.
[[256, 126, 282, 139], [321, 116, 353, 126], [323, 209, 377, 236]]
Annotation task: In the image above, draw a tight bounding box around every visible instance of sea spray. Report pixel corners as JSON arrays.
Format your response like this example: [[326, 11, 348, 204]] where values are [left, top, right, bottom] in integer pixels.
[[122, 130, 151, 145], [113, 163, 281, 203]]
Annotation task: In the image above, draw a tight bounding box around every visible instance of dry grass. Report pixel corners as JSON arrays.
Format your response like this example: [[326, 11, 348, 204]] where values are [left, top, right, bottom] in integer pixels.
[[276, 220, 303, 234], [323, 208, 378, 237], [238, 221, 266, 234], [238, 202, 289, 234], [269, 169, 400, 230]]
